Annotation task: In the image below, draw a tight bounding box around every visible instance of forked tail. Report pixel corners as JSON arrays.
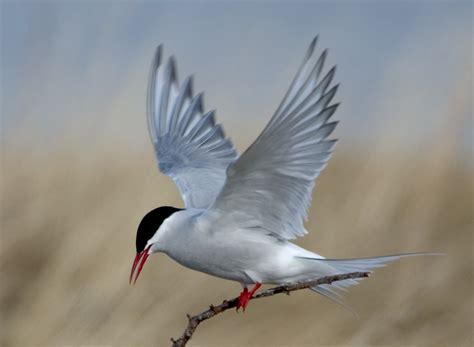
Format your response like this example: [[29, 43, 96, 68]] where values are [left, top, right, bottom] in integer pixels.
[[300, 253, 443, 315]]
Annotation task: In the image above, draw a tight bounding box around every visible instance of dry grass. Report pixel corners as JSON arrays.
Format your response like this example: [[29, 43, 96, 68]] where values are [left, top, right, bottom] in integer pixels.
[[1, 126, 472, 346]]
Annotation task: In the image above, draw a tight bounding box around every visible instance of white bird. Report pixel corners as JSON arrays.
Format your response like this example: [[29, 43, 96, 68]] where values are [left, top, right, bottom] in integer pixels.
[[130, 37, 435, 311]]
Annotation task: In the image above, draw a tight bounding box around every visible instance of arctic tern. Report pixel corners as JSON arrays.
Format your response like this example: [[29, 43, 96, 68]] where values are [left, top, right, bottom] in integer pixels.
[[130, 37, 435, 311]]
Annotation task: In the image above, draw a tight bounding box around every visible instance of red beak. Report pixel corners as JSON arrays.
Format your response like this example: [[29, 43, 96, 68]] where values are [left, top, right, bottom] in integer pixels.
[[129, 245, 151, 284]]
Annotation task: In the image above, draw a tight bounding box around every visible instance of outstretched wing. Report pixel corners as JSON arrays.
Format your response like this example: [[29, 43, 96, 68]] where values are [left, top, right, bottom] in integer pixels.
[[147, 46, 238, 209], [207, 37, 339, 240]]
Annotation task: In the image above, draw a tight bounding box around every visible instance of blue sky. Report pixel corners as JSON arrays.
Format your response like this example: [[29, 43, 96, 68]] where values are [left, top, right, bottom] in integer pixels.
[[1, 1, 472, 154]]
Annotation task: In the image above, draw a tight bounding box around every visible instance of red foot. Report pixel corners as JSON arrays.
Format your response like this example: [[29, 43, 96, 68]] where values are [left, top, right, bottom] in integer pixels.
[[236, 283, 262, 312]]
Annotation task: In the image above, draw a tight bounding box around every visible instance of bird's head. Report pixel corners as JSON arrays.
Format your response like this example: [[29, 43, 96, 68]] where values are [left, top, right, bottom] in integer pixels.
[[129, 206, 182, 284]]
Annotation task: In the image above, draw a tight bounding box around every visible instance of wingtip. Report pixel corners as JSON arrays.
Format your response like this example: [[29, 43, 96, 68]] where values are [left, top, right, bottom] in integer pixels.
[[150, 45, 163, 72], [155, 45, 163, 64], [321, 48, 328, 60], [322, 84, 340, 106], [182, 75, 194, 98], [309, 48, 327, 81], [326, 120, 340, 131], [306, 35, 318, 57], [168, 54, 176, 66], [319, 65, 337, 87], [167, 55, 178, 82], [195, 92, 205, 113], [327, 104, 341, 116], [188, 74, 194, 90]]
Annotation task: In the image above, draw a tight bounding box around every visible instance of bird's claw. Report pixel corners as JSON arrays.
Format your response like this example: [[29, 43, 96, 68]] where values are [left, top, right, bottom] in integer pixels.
[[236, 283, 262, 312], [236, 289, 251, 312]]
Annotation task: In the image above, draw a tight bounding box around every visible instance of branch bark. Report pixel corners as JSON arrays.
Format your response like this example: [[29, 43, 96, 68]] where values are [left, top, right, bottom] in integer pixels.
[[170, 271, 370, 347]]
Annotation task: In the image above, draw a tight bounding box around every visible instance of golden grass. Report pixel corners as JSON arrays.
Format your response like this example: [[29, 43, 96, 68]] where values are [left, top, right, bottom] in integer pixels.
[[1, 132, 472, 346]]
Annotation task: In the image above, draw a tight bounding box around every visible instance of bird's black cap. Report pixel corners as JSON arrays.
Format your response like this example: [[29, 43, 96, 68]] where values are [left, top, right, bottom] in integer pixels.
[[136, 206, 183, 253]]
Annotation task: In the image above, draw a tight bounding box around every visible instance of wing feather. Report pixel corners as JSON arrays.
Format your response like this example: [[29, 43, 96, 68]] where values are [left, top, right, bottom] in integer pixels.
[[147, 46, 238, 209], [207, 38, 339, 240]]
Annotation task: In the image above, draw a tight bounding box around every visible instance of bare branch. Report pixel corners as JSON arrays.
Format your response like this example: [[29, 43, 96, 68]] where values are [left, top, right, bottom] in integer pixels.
[[170, 271, 370, 347]]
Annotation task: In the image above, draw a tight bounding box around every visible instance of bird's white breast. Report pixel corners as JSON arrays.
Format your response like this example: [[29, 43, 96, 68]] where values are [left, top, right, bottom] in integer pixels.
[[152, 210, 320, 285]]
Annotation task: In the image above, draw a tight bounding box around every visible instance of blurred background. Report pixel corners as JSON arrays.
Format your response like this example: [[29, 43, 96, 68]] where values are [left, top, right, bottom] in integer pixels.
[[1, 1, 472, 346]]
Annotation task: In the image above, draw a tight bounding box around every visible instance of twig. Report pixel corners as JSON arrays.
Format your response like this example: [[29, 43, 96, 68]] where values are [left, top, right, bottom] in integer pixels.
[[170, 271, 370, 347]]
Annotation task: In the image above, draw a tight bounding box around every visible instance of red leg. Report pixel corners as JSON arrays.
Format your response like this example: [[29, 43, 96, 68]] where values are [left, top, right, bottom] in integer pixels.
[[248, 282, 262, 297], [236, 287, 248, 311], [236, 283, 262, 312]]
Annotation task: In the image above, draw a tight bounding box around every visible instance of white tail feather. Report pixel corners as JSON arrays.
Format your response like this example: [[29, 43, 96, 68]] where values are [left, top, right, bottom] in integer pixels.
[[303, 253, 443, 314]]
